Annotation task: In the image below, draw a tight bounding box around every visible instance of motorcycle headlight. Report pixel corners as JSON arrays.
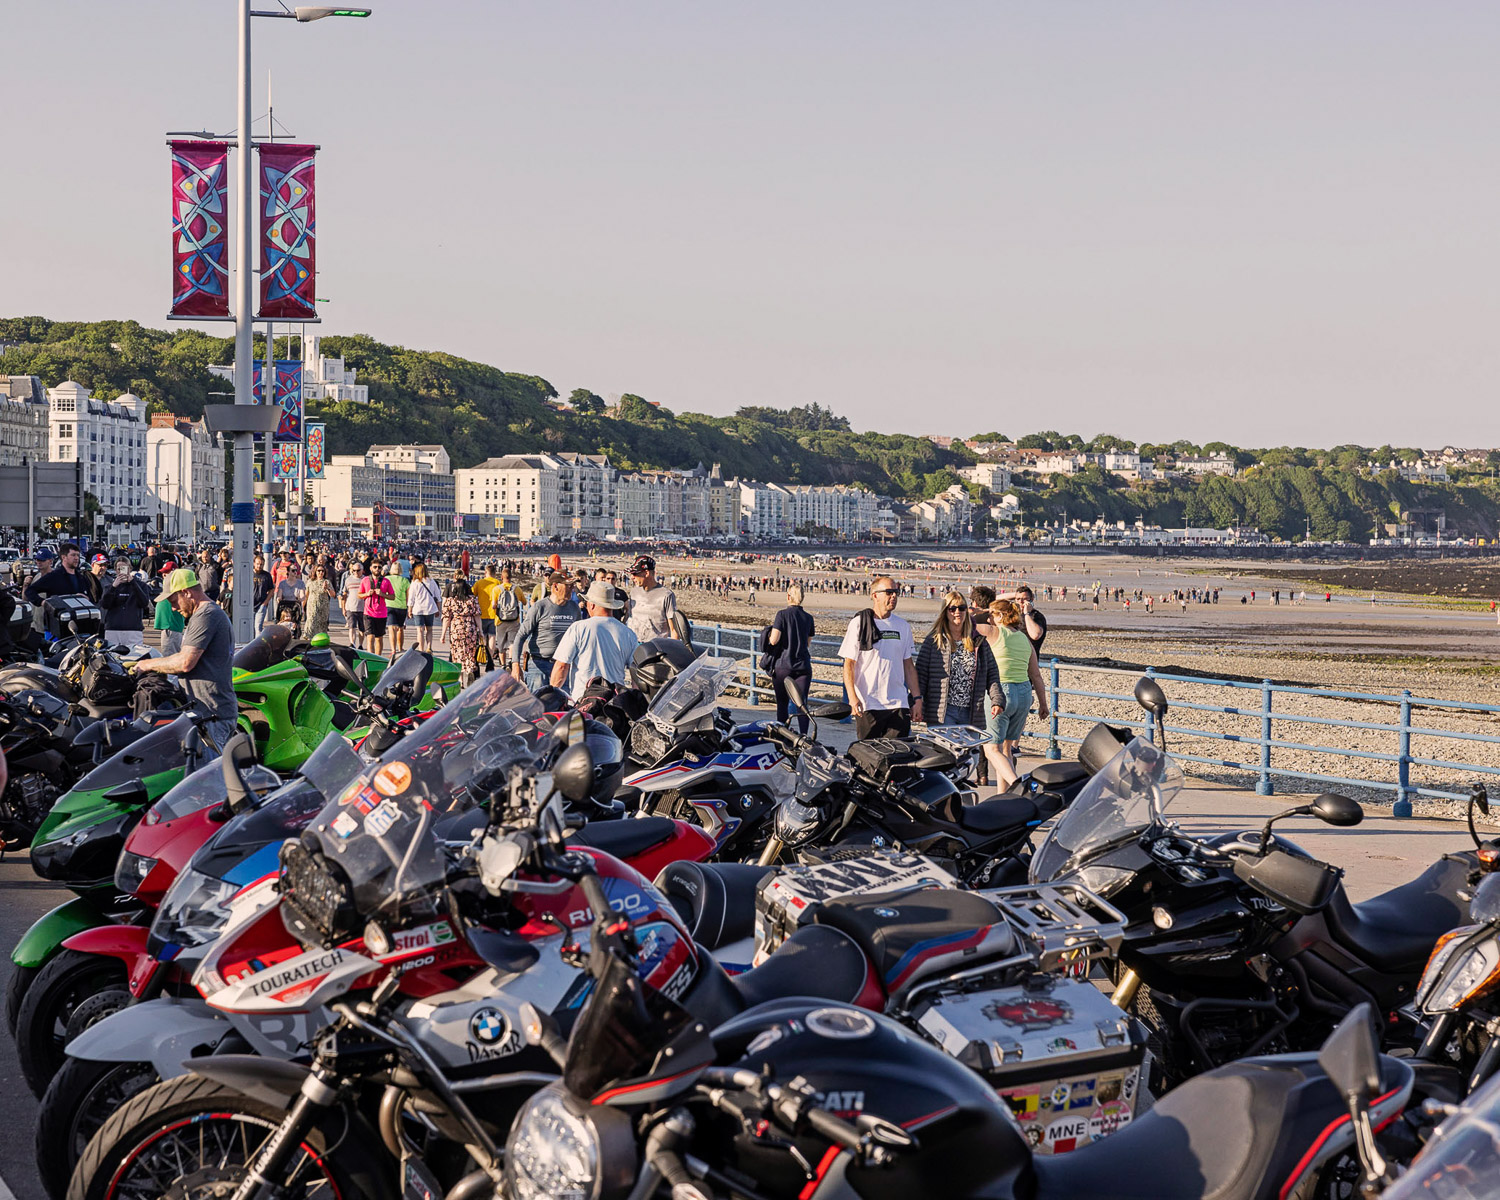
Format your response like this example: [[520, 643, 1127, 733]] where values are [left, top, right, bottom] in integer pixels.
[[505, 1086, 602, 1200], [773, 797, 826, 849], [1419, 927, 1500, 1014], [114, 850, 159, 895], [149, 867, 238, 954]]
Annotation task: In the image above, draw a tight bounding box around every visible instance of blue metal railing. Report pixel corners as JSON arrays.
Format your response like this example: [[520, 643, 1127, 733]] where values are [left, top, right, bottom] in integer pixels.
[[690, 620, 1500, 813]]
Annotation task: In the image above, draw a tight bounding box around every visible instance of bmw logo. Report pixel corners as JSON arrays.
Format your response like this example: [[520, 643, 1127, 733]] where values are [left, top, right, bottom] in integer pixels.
[[469, 1007, 508, 1044], [873, 907, 899, 918]]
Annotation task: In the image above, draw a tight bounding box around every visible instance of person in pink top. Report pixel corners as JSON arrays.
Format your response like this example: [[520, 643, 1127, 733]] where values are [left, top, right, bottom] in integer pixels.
[[360, 561, 395, 656]]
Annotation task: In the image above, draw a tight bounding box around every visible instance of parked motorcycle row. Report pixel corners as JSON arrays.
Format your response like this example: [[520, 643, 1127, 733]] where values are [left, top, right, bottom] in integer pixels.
[[5, 623, 1500, 1200]]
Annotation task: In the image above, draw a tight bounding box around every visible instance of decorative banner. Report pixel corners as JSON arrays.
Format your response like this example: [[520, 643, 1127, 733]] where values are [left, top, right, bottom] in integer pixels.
[[304, 423, 326, 480], [257, 143, 317, 319], [169, 140, 231, 318], [270, 443, 300, 482], [254, 359, 303, 441]]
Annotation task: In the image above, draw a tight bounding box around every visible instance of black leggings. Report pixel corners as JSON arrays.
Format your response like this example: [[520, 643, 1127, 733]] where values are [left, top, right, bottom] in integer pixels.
[[772, 665, 812, 734]]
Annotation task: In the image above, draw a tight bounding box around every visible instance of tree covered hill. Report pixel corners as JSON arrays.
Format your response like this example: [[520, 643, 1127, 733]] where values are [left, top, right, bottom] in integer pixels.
[[0, 318, 963, 497]]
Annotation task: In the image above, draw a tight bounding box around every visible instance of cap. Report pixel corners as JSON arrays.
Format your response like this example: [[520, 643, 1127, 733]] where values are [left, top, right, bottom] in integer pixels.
[[92, 554, 108, 564], [161, 561, 177, 572], [548, 553, 563, 570], [32, 547, 54, 562], [159, 568, 200, 602], [584, 580, 624, 609], [630, 555, 655, 574]]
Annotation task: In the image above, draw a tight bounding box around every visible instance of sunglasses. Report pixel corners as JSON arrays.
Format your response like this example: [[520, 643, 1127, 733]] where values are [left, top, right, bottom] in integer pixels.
[[873, 588, 899, 596], [946, 604, 968, 613]]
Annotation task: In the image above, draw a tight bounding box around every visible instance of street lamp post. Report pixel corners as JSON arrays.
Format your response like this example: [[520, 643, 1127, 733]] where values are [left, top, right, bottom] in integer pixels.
[[226, 1, 370, 642]]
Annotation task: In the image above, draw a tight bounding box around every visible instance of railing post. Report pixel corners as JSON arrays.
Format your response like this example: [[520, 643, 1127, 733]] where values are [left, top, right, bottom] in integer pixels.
[[1394, 690, 1413, 817], [1047, 658, 1061, 760], [1144, 666, 1157, 746], [1256, 679, 1274, 796]]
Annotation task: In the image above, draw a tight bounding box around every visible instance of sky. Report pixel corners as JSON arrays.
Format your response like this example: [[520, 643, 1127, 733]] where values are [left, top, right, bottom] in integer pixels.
[[3, 1, 1497, 449]]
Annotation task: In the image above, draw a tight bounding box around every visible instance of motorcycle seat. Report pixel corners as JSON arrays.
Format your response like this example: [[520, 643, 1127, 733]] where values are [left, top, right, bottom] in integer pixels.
[[657, 860, 773, 950], [809, 888, 1016, 994], [1032, 1051, 1411, 1200], [329, 699, 358, 730], [1027, 760, 1088, 788], [1324, 852, 1474, 973], [958, 795, 1039, 835], [685, 925, 878, 1027], [569, 815, 678, 860]]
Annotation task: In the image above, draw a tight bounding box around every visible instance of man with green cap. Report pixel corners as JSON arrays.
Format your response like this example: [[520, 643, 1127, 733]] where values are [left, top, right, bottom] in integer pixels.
[[133, 568, 238, 750]]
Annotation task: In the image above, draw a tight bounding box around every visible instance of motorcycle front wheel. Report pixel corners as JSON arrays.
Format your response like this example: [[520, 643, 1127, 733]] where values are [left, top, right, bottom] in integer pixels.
[[67, 1074, 394, 1200], [15, 949, 128, 1097]]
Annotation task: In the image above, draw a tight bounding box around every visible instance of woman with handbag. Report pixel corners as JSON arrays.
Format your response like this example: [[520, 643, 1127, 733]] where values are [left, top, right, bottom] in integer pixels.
[[763, 583, 814, 733], [915, 589, 1014, 788]]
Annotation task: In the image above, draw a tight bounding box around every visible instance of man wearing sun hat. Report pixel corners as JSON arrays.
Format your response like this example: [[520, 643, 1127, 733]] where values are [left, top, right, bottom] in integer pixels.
[[133, 568, 238, 750], [548, 580, 639, 701]]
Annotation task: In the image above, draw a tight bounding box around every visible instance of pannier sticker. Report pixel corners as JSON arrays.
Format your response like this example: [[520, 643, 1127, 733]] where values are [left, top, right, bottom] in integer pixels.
[[1049, 1084, 1069, 1107], [983, 997, 1073, 1030], [1046, 1037, 1079, 1054], [1095, 1075, 1123, 1104], [365, 800, 400, 838], [1006, 1090, 1041, 1120], [373, 761, 412, 796], [1067, 1081, 1096, 1110], [331, 811, 358, 839], [1089, 1101, 1133, 1139]]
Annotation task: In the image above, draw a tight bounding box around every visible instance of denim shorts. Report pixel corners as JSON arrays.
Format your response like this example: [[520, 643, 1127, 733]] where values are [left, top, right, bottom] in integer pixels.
[[998, 682, 1033, 741]]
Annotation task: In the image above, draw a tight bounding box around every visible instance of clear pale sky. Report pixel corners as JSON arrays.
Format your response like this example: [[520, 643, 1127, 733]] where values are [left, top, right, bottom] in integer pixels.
[[4, 2, 1496, 448]]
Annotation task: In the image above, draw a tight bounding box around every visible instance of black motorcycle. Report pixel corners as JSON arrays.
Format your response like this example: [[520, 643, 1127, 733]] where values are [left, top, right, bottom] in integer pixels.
[[1030, 718, 1484, 1094]]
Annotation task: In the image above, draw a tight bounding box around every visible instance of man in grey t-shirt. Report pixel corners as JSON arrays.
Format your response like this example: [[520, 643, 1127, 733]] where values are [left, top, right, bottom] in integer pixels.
[[133, 568, 239, 750]]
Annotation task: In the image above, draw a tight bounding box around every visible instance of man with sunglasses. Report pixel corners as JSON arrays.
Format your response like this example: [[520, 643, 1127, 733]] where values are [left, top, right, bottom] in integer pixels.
[[839, 575, 922, 740]]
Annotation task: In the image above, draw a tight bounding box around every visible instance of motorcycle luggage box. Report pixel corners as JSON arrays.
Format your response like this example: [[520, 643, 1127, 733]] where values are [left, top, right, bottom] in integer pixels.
[[916, 973, 1148, 1155], [754, 849, 957, 958], [42, 595, 100, 639]]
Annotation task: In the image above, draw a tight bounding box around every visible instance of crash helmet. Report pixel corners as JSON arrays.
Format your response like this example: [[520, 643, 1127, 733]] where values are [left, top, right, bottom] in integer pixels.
[[627, 637, 701, 699], [535, 714, 625, 810]]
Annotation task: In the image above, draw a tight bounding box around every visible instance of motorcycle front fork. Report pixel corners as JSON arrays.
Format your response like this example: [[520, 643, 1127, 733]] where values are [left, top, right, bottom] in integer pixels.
[[229, 1067, 340, 1200]]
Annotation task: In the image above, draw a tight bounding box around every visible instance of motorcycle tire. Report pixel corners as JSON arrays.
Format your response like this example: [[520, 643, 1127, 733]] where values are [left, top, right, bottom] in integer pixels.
[[15, 950, 129, 1098], [36, 1057, 159, 1200], [5, 962, 37, 1035], [68, 1074, 396, 1200]]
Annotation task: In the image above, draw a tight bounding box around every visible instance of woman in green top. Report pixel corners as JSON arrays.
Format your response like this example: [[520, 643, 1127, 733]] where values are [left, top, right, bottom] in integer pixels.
[[386, 569, 411, 652], [987, 599, 1052, 783], [153, 593, 185, 655]]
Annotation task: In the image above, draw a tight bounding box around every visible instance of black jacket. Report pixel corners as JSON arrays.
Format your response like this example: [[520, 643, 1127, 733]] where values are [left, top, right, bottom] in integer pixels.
[[25, 566, 87, 606], [101, 578, 153, 631]]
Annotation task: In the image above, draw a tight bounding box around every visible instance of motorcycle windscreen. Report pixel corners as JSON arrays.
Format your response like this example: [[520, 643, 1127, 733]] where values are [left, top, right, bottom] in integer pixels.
[[69, 714, 198, 793], [298, 672, 545, 923], [563, 950, 699, 1103], [231, 624, 295, 672], [1382, 1070, 1500, 1200], [1030, 736, 1182, 882], [147, 757, 281, 824], [645, 654, 738, 730], [370, 646, 432, 704]]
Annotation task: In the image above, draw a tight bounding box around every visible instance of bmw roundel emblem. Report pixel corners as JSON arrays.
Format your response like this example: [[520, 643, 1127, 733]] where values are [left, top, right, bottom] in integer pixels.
[[873, 907, 899, 918], [470, 1007, 508, 1044]]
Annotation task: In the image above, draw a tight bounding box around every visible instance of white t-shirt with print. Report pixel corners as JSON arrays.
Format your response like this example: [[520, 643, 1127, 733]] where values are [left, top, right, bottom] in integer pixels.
[[838, 614, 914, 711]]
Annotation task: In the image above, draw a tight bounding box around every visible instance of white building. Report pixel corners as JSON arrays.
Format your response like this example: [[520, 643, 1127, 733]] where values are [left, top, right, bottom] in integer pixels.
[[309, 449, 456, 534], [47, 382, 148, 521], [1034, 452, 1101, 478], [1397, 459, 1449, 483], [615, 470, 710, 539], [781, 484, 880, 540], [146, 414, 225, 540], [912, 485, 974, 539], [455, 454, 561, 541], [1175, 452, 1237, 477], [300, 336, 369, 405], [368, 444, 450, 475], [737, 481, 789, 540], [958, 462, 1012, 492], [0, 376, 50, 466]]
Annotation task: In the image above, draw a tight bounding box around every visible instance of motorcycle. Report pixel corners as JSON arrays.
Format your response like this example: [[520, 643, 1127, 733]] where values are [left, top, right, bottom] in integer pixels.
[[1030, 715, 1485, 1093], [61, 673, 853, 1200]]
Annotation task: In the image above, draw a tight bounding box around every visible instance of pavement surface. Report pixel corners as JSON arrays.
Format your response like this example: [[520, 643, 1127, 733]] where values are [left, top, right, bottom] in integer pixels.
[[0, 720, 1480, 1199]]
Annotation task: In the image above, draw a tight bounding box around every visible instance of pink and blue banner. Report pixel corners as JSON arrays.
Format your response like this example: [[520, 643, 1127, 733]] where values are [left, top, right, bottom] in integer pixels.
[[254, 359, 303, 442], [257, 143, 317, 320], [169, 140, 231, 319], [304, 423, 326, 480], [269, 443, 301, 482]]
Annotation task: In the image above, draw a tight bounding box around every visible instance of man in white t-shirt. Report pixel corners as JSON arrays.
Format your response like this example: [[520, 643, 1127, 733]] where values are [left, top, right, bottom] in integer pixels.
[[839, 575, 922, 740], [626, 555, 678, 641], [551, 581, 641, 701]]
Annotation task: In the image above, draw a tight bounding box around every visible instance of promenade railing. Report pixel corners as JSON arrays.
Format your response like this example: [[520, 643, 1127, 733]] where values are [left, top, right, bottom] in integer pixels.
[[688, 620, 1500, 814]]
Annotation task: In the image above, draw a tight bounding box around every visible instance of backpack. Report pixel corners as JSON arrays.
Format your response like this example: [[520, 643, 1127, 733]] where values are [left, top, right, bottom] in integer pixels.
[[495, 583, 520, 622]]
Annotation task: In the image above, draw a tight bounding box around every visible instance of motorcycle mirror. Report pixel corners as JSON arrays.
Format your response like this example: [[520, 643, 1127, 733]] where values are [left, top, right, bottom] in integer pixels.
[[784, 675, 807, 710], [1318, 1003, 1381, 1108], [1472, 873, 1500, 925], [1472, 784, 1491, 817], [330, 653, 358, 683], [220, 730, 257, 814], [813, 701, 852, 720], [1133, 676, 1168, 716], [1310, 793, 1364, 827], [553, 741, 596, 804], [355, 659, 369, 683]]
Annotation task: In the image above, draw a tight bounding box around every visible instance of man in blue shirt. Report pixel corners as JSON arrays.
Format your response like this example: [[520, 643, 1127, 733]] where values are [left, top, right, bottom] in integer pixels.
[[549, 581, 639, 701]]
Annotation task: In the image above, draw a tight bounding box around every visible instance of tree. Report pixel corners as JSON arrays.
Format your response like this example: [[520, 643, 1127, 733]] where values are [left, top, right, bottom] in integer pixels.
[[733, 403, 850, 432], [1086, 433, 1136, 453], [969, 431, 1009, 443], [568, 388, 604, 415]]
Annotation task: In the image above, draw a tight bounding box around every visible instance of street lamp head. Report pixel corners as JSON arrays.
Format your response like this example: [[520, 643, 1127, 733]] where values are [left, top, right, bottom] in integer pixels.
[[294, 6, 372, 20]]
